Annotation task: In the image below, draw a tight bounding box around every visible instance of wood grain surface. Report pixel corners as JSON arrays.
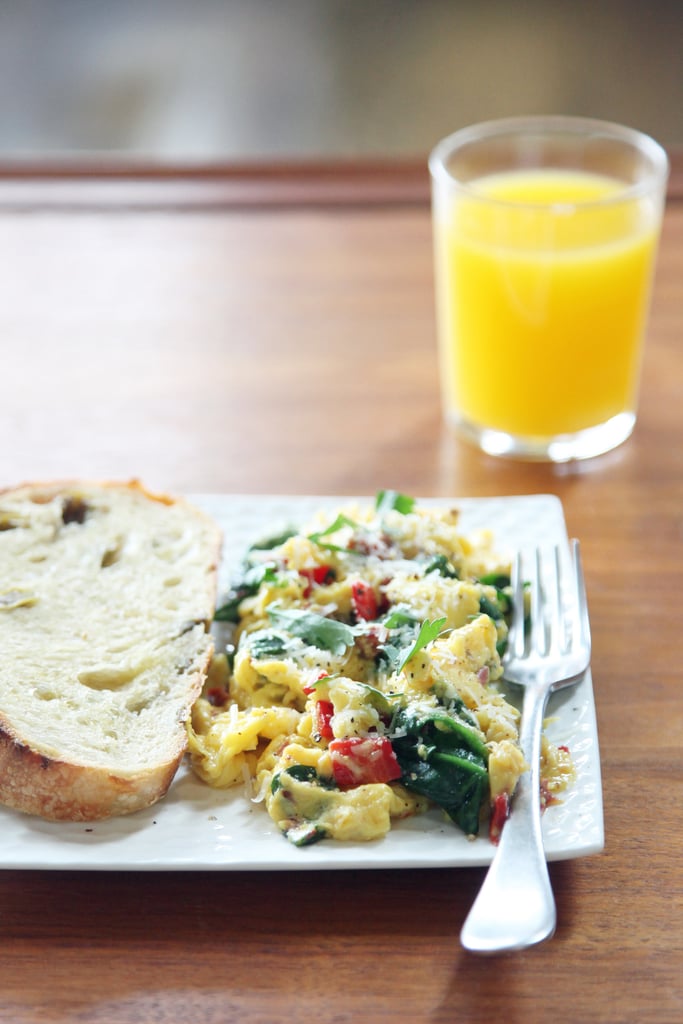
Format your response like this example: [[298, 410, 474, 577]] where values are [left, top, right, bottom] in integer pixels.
[[0, 155, 681, 1024]]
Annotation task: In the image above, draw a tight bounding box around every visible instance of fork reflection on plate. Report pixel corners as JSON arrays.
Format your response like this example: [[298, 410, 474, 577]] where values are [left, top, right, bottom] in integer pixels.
[[460, 540, 592, 954]]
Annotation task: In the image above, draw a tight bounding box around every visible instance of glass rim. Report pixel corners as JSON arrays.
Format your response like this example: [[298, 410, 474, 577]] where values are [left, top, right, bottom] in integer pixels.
[[429, 115, 670, 210]]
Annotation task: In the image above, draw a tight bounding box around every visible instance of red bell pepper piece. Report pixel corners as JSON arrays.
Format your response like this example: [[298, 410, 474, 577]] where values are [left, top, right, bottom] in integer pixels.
[[300, 565, 334, 597], [351, 580, 378, 621], [206, 686, 229, 707], [329, 736, 402, 788], [303, 670, 331, 695], [314, 699, 335, 740], [489, 792, 510, 845]]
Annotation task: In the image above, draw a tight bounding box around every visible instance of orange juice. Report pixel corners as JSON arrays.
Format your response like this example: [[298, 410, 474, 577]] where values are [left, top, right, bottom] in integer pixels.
[[434, 168, 661, 439]]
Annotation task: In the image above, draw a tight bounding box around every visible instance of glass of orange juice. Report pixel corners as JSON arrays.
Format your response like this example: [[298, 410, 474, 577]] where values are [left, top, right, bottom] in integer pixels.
[[430, 116, 669, 461]]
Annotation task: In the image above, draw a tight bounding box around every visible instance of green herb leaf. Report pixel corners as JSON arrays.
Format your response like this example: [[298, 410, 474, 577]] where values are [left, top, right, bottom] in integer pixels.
[[307, 513, 358, 553], [375, 490, 415, 515], [398, 616, 447, 671], [357, 681, 401, 717], [382, 606, 418, 630], [268, 606, 356, 656], [375, 608, 419, 673]]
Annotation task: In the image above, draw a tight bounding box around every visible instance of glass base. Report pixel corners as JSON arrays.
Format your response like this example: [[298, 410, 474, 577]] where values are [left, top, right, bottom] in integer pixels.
[[448, 411, 636, 462]]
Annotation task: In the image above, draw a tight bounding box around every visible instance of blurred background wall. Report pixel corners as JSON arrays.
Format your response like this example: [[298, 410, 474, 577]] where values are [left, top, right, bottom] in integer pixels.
[[0, 0, 680, 162]]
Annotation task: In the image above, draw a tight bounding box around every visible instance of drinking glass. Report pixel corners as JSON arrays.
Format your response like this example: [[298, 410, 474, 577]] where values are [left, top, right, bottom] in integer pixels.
[[430, 116, 669, 461]]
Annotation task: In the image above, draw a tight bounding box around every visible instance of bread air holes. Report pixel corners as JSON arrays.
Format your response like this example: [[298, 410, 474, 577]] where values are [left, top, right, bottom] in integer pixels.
[[125, 693, 155, 714], [33, 686, 58, 701], [101, 538, 124, 568], [61, 497, 89, 525], [151, 531, 186, 561], [77, 665, 141, 690], [0, 588, 37, 610]]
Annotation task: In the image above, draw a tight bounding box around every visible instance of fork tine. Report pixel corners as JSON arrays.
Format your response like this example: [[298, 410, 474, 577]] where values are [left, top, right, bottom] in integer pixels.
[[547, 545, 566, 656], [530, 548, 547, 656], [509, 551, 526, 659], [571, 539, 591, 650], [507, 543, 587, 667]]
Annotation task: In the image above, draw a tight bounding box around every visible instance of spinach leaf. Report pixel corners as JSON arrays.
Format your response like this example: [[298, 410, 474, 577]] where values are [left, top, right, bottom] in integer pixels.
[[286, 822, 328, 847], [478, 572, 511, 589], [214, 563, 281, 622], [248, 528, 297, 552], [248, 631, 291, 660], [478, 585, 513, 656], [393, 705, 489, 761], [396, 754, 487, 835], [424, 553, 459, 579], [444, 693, 478, 728], [271, 764, 321, 792], [270, 765, 336, 847], [479, 593, 504, 621], [391, 705, 489, 836], [267, 606, 356, 656]]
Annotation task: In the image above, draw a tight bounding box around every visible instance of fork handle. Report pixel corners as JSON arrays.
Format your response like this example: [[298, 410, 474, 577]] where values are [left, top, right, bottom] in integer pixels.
[[460, 680, 555, 954]]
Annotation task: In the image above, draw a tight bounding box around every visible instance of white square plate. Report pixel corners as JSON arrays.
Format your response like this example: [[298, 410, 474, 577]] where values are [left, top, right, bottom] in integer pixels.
[[0, 493, 604, 870]]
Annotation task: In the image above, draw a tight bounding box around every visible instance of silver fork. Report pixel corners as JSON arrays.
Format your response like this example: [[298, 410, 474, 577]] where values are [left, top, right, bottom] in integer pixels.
[[460, 540, 592, 955]]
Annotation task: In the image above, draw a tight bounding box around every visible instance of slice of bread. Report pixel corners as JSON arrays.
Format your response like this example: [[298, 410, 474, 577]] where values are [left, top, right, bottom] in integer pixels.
[[0, 479, 221, 821]]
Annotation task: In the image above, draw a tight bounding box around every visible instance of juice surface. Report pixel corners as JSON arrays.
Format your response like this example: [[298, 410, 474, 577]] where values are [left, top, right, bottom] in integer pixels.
[[434, 168, 660, 437]]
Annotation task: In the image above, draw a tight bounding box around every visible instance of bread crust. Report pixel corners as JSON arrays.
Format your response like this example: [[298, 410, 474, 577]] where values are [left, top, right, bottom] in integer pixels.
[[0, 479, 221, 821], [0, 720, 183, 821], [0, 477, 188, 511]]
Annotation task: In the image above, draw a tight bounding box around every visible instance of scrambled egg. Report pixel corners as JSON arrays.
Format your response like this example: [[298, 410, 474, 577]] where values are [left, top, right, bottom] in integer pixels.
[[188, 493, 573, 846]]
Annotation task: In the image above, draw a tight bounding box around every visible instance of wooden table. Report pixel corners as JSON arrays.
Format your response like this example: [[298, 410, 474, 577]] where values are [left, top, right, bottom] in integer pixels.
[[0, 156, 681, 1024]]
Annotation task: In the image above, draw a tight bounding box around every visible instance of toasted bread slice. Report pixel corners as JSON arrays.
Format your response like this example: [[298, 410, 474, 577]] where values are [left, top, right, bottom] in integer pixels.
[[0, 480, 221, 821]]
